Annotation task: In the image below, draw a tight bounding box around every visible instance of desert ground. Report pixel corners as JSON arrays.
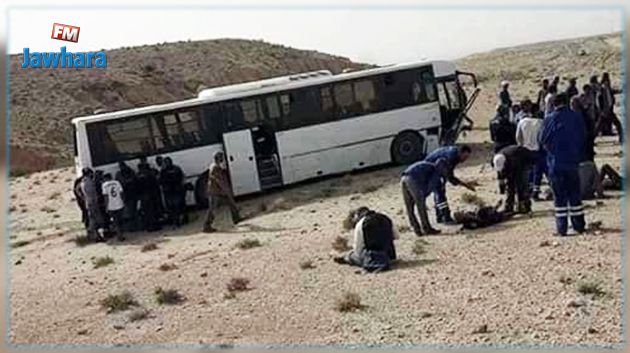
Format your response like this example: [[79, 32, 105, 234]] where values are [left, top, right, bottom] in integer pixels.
[[8, 32, 624, 347]]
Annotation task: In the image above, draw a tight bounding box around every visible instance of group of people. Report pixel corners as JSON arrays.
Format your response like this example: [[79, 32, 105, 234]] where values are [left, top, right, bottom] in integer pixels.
[[73, 155, 188, 242], [333, 74, 623, 273]]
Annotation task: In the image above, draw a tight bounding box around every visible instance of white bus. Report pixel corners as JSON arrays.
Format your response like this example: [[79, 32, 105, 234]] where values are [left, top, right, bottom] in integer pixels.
[[72, 60, 479, 207]]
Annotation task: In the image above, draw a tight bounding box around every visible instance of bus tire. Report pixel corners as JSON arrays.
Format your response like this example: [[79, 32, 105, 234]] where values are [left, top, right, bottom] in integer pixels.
[[194, 172, 209, 209], [391, 131, 424, 165]]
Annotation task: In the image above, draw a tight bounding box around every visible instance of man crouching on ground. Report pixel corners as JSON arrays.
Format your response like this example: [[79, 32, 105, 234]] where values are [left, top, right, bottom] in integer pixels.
[[203, 151, 242, 233], [334, 207, 398, 272]]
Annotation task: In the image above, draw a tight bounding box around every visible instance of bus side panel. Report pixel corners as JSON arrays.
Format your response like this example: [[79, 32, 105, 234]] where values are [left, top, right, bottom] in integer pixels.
[[276, 103, 440, 185]]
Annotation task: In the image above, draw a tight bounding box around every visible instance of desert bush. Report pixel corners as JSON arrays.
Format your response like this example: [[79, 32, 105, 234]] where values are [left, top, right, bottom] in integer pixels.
[[158, 263, 177, 271], [155, 287, 184, 305], [127, 308, 149, 322], [227, 277, 250, 292], [48, 192, 61, 200], [93, 256, 114, 269], [100, 291, 137, 313], [299, 259, 316, 270], [40, 206, 56, 213], [74, 235, 91, 247], [335, 292, 363, 312], [11, 240, 30, 248], [577, 280, 606, 298], [412, 239, 430, 255], [331, 236, 351, 252], [235, 238, 262, 250], [141, 243, 158, 252]]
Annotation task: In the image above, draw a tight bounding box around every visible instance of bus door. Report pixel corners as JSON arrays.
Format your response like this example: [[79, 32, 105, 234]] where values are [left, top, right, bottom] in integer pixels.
[[223, 129, 261, 196], [437, 71, 479, 145]]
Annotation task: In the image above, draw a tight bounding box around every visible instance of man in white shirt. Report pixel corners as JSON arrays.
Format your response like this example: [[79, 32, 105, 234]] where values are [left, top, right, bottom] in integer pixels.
[[515, 102, 546, 200], [102, 173, 126, 241], [544, 85, 558, 117], [333, 207, 398, 272]]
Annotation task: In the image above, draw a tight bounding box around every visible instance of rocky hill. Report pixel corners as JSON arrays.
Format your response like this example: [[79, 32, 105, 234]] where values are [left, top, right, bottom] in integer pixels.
[[9, 39, 367, 174]]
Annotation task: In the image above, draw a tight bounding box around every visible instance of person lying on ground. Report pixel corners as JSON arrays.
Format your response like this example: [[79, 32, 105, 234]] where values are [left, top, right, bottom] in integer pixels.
[[453, 200, 511, 230], [333, 207, 398, 273]]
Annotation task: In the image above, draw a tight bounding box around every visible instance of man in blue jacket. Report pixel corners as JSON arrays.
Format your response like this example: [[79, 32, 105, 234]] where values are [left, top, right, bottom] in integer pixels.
[[423, 144, 475, 224], [539, 93, 587, 236], [400, 158, 449, 236]]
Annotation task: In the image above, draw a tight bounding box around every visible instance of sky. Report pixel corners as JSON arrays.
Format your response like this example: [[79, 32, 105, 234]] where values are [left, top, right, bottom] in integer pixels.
[[8, 7, 623, 65]]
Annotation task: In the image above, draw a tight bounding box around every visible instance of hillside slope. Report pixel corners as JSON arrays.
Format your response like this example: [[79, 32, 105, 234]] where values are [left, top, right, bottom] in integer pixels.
[[9, 39, 366, 172]]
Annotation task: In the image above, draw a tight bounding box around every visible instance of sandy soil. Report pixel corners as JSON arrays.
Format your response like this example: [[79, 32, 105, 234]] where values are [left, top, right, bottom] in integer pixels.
[[8, 125, 623, 347]]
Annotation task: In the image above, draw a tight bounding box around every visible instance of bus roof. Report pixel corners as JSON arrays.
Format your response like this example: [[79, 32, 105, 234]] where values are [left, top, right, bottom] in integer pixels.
[[71, 60, 457, 125]]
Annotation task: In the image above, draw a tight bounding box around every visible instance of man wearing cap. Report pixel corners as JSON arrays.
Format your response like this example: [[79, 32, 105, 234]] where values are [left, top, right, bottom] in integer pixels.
[[203, 151, 242, 233], [539, 93, 587, 236], [400, 158, 450, 236], [493, 145, 535, 214]]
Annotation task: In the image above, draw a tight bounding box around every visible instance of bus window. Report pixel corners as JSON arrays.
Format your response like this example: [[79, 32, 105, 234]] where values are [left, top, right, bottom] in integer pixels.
[[333, 82, 354, 117], [320, 86, 334, 114], [265, 96, 281, 120], [437, 83, 450, 108], [421, 71, 437, 102], [280, 94, 290, 117], [223, 101, 245, 130], [283, 88, 322, 128], [444, 81, 461, 109], [353, 80, 377, 112], [241, 99, 263, 125]]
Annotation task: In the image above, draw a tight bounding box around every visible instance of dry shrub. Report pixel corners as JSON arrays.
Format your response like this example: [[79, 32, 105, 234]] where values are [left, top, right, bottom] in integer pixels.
[[48, 192, 61, 200], [74, 235, 91, 247], [577, 280, 606, 298], [235, 238, 262, 250], [127, 308, 149, 322], [40, 206, 56, 213], [141, 242, 158, 252], [461, 192, 486, 207], [335, 292, 363, 312], [227, 277, 250, 292], [100, 291, 137, 313], [11, 240, 30, 248], [299, 259, 316, 270], [93, 256, 114, 269], [155, 287, 185, 305], [412, 239, 430, 255], [331, 236, 351, 252], [158, 263, 177, 271]]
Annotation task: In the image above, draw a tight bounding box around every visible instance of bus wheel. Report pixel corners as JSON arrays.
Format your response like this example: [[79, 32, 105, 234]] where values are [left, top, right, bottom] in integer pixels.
[[391, 131, 424, 165], [194, 172, 209, 209]]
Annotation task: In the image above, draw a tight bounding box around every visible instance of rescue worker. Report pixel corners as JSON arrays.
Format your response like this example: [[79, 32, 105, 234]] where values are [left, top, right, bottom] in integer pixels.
[[203, 151, 241, 232], [333, 207, 398, 272], [73, 169, 89, 229], [490, 105, 516, 153], [423, 145, 475, 224], [539, 93, 587, 236], [515, 100, 546, 199], [81, 169, 105, 242], [400, 158, 449, 236], [101, 173, 125, 241], [115, 161, 139, 231], [493, 145, 535, 214], [159, 157, 186, 227], [137, 163, 162, 232]]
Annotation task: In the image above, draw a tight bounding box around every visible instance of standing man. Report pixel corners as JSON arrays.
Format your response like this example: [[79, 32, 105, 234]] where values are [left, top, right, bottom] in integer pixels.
[[81, 169, 105, 242], [490, 105, 516, 153], [578, 84, 597, 160], [539, 93, 587, 236], [423, 144, 475, 224], [536, 79, 550, 117], [137, 163, 162, 232], [400, 158, 449, 236], [159, 157, 186, 227], [498, 81, 512, 110], [515, 100, 546, 199], [544, 84, 558, 117], [115, 161, 139, 231], [73, 169, 89, 229], [101, 173, 125, 241], [597, 72, 623, 143], [203, 151, 241, 233], [565, 78, 579, 100], [493, 145, 535, 214]]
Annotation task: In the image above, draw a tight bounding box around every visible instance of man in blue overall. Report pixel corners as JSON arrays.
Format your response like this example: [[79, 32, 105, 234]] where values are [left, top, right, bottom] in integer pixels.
[[539, 93, 587, 236], [423, 144, 475, 224]]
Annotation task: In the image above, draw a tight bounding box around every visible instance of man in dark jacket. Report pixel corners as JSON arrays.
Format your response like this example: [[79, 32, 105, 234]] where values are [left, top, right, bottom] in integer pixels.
[[401, 158, 450, 236], [490, 105, 517, 153], [536, 79, 550, 116], [498, 81, 512, 110], [423, 145, 475, 224], [539, 93, 587, 236], [137, 163, 162, 232], [73, 169, 90, 229], [115, 161, 139, 231], [159, 157, 186, 227], [565, 78, 579, 100], [493, 145, 535, 214], [333, 207, 398, 272]]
